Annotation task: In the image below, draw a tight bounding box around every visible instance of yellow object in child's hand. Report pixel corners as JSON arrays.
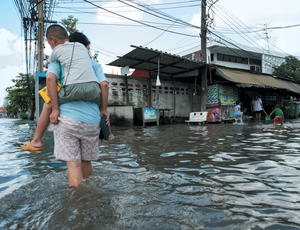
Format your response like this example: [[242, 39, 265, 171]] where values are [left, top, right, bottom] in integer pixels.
[[38, 82, 61, 104]]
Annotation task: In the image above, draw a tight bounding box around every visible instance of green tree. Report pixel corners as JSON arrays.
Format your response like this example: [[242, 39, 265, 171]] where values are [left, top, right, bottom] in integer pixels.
[[273, 56, 300, 82], [5, 73, 35, 119], [61, 15, 79, 34]]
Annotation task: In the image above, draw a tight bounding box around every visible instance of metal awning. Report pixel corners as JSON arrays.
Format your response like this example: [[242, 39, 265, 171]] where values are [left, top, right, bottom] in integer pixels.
[[276, 78, 300, 94], [108, 45, 205, 78], [216, 67, 300, 94]]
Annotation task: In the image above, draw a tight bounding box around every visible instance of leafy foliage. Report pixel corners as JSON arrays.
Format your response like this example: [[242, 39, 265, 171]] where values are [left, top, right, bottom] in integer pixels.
[[5, 73, 35, 119], [61, 15, 79, 34], [273, 56, 300, 82]]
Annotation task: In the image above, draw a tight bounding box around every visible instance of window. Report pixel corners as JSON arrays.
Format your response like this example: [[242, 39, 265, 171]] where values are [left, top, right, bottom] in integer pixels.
[[217, 53, 224, 61], [217, 53, 248, 64], [249, 58, 261, 65], [242, 58, 248, 64]]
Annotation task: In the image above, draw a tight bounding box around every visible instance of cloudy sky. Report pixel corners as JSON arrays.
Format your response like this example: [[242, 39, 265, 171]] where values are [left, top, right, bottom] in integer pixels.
[[1, 0, 300, 106]]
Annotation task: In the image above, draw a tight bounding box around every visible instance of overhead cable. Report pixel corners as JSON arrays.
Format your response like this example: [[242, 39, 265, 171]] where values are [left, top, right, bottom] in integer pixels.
[[83, 0, 199, 38]]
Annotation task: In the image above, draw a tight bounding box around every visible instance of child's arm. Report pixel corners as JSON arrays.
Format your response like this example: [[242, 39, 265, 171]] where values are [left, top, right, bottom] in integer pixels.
[[47, 72, 59, 124]]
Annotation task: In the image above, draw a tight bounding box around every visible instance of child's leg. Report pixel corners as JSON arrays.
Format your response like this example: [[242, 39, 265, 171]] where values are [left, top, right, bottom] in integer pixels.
[[31, 103, 52, 147], [280, 117, 284, 126], [274, 117, 279, 126]]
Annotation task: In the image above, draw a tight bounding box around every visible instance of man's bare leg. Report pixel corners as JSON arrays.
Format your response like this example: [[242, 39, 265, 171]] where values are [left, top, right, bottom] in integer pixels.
[[67, 160, 83, 188], [30, 103, 52, 148], [81, 160, 92, 179]]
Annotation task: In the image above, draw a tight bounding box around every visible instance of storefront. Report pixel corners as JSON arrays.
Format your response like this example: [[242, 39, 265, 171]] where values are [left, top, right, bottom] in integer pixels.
[[206, 84, 238, 122], [210, 66, 300, 120]]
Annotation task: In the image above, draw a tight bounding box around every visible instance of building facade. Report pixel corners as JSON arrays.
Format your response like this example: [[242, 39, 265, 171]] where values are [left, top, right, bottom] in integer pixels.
[[180, 41, 285, 75]]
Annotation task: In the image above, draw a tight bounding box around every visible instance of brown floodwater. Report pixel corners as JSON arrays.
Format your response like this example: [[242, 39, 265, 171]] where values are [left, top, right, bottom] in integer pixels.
[[1, 118, 300, 229]]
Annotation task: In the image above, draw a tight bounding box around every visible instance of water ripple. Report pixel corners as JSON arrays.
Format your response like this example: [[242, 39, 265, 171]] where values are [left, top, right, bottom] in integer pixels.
[[1, 119, 300, 228]]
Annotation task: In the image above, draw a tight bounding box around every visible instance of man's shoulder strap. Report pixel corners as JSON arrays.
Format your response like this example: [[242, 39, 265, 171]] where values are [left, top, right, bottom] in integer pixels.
[[57, 63, 63, 85]]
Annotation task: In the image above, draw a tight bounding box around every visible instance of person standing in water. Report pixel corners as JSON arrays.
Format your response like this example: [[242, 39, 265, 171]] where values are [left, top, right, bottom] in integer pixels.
[[21, 31, 112, 152], [251, 95, 263, 120], [46, 25, 106, 187]]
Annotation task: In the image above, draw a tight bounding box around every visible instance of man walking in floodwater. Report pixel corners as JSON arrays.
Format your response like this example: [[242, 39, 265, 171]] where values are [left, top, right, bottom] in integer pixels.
[[46, 25, 107, 187], [251, 95, 263, 121]]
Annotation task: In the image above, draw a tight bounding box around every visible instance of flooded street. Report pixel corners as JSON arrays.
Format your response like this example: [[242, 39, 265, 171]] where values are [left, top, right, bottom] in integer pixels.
[[1, 118, 300, 229]]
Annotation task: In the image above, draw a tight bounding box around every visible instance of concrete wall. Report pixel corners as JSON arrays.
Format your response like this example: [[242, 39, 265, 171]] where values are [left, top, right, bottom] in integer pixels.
[[106, 75, 202, 118], [108, 105, 134, 126]]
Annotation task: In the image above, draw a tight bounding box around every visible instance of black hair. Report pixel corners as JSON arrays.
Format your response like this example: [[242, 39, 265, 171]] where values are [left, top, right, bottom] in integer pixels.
[[69, 32, 90, 47], [236, 100, 240, 105], [46, 24, 68, 40]]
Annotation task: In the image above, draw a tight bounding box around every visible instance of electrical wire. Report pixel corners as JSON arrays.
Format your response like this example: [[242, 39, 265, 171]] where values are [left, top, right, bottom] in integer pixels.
[[59, 0, 201, 6], [113, 0, 196, 28], [167, 41, 200, 53], [143, 22, 176, 47], [208, 29, 281, 69], [55, 3, 201, 12], [83, 0, 199, 38], [14, 0, 57, 77], [210, 6, 266, 54], [207, 3, 291, 69], [76, 21, 185, 28], [212, 3, 291, 56], [122, 0, 200, 29]]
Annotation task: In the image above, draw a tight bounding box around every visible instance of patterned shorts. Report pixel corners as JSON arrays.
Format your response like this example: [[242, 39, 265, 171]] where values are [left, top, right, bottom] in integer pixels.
[[53, 115, 100, 162]]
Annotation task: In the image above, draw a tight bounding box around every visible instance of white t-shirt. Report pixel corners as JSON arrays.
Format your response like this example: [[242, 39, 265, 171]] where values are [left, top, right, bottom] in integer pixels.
[[252, 98, 262, 111], [50, 42, 98, 85]]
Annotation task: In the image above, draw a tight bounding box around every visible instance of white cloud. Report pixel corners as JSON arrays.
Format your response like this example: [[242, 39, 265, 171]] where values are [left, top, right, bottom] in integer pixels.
[[100, 61, 120, 75], [95, 0, 161, 24], [0, 28, 26, 106], [187, 0, 300, 56], [188, 11, 201, 35], [96, 1, 143, 24], [0, 28, 23, 56]]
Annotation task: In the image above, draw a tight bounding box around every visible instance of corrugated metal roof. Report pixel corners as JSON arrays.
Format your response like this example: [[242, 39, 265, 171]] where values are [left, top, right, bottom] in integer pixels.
[[276, 78, 300, 94], [216, 67, 300, 94], [108, 45, 205, 78]]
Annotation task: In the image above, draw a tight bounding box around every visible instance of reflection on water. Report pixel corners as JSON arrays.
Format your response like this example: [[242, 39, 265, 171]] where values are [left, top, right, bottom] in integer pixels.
[[1, 118, 300, 229]]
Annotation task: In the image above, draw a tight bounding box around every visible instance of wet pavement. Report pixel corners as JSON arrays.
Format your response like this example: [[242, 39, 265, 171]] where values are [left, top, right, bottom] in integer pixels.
[[1, 118, 300, 229]]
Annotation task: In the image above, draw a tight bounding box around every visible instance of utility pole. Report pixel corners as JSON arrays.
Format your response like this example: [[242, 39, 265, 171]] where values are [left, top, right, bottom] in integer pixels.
[[200, 0, 207, 111], [36, 0, 44, 120], [264, 24, 270, 52]]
